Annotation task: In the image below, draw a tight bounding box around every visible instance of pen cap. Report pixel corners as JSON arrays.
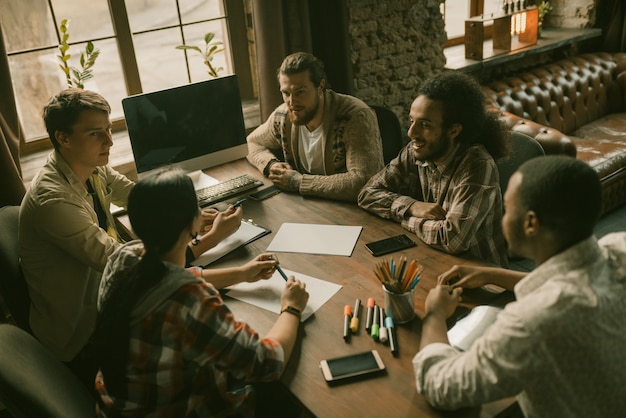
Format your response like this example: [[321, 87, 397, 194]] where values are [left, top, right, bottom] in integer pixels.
[[344, 305, 352, 316], [384, 316, 394, 328], [382, 285, 415, 324]]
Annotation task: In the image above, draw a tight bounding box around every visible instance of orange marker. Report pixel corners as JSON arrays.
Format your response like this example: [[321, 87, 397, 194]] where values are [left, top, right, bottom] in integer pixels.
[[343, 305, 352, 341], [350, 298, 361, 333]]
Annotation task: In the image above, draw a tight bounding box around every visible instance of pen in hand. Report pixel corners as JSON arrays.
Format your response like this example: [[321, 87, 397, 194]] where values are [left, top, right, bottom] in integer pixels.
[[269, 256, 289, 281], [232, 198, 247, 208]]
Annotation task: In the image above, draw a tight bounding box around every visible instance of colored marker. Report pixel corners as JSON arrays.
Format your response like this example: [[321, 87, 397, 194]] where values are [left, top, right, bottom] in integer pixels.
[[379, 307, 388, 344], [350, 298, 361, 333], [343, 305, 352, 341], [232, 198, 247, 208], [385, 316, 398, 355], [370, 304, 380, 341], [365, 298, 375, 332]]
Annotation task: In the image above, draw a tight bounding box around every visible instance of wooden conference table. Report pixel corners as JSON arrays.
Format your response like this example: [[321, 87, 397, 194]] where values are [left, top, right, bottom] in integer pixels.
[[125, 159, 516, 418]]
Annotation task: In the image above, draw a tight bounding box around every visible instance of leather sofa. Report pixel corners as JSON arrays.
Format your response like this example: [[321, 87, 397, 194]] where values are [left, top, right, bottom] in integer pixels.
[[482, 52, 626, 215]]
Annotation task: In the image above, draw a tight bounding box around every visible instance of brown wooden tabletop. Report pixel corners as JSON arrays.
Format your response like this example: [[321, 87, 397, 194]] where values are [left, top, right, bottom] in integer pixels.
[[121, 159, 516, 418]]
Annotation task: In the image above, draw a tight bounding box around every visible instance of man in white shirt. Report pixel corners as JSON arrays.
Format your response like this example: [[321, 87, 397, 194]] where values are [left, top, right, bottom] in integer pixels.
[[413, 155, 626, 417]]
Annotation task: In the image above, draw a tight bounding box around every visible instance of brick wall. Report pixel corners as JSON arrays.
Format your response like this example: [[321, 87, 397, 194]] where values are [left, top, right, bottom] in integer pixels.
[[343, 0, 597, 130], [346, 0, 447, 129]]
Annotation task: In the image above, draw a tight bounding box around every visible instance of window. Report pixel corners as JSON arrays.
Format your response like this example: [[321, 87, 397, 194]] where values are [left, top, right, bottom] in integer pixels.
[[441, 0, 503, 47], [1, 0, 255, 155]]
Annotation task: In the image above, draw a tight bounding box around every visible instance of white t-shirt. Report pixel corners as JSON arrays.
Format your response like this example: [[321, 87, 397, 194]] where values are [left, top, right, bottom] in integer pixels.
[[298, 124, 325, 174]]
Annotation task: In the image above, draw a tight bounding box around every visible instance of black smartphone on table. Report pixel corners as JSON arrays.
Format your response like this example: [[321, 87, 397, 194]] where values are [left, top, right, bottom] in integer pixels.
[[248, 185, 281, 201], [365, 234, 416, 256]]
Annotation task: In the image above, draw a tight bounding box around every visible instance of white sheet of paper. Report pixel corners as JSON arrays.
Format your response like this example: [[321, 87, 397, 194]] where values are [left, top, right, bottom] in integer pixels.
[[191, 221, 269, 266], [266, 223, 362, 256], [225, 268, 342, 322]]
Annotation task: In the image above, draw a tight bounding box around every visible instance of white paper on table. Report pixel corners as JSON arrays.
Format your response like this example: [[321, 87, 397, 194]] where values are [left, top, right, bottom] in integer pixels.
[[224, 268, 342, 322], [266, 223, 362, 256]]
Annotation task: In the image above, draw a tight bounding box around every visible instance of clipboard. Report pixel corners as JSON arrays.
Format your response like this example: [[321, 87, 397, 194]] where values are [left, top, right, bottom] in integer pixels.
[[191, 219, 271, 267]]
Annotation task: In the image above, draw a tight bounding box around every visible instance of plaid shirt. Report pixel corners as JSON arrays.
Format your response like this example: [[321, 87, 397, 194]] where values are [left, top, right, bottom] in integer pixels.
[[358, 143, 508, 267], [96, 265, 284, 417]]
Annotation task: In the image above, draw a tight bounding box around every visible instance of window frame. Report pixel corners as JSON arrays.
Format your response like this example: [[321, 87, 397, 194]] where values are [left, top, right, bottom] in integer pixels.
[[4, 0, 254, 156], [443, 0, 495, 48]]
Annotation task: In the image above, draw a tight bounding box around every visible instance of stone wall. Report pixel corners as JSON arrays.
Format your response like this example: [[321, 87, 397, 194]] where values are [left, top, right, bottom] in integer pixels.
[[343, 0, 599, 130], [346, 0, 447, 128], [546, 0, 596, 28]]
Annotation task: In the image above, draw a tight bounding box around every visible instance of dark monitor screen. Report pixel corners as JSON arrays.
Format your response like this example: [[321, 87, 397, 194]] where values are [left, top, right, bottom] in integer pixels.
[[122, 75, 248, 177]]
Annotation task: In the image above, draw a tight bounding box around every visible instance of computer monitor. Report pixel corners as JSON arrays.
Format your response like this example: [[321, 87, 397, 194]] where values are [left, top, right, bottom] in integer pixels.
[[122, 75, 248, 179]]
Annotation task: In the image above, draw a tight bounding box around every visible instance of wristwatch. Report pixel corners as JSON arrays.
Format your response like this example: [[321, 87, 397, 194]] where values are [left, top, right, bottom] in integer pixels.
[[280, 305, 302, 318]]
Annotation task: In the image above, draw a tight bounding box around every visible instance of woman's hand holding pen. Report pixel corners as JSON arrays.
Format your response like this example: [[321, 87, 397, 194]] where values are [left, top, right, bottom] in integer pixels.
[[205, 206, 242, 240], [240, 253, 280, 283]]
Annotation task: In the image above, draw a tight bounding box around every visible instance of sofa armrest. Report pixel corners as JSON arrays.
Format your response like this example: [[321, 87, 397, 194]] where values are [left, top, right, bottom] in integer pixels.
[[496, 109, 577, 157]]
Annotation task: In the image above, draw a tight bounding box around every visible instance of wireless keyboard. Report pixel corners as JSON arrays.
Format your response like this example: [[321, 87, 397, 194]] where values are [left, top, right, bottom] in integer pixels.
[[196, 173, 263, 207]]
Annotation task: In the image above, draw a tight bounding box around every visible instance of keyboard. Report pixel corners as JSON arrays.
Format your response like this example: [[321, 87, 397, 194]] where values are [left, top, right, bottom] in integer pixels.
[[196, 173, 263, 207]]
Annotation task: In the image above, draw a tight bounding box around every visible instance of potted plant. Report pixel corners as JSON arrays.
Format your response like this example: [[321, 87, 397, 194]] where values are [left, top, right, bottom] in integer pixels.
[[537, 1, 553, 36]]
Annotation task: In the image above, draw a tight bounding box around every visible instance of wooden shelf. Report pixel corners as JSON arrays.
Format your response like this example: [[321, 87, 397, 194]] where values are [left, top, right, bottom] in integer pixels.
[[445, 27, 602, 72]]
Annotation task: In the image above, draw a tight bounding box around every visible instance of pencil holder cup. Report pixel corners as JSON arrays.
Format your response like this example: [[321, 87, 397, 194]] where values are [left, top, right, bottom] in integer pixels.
[[383, 285, 416, 324]]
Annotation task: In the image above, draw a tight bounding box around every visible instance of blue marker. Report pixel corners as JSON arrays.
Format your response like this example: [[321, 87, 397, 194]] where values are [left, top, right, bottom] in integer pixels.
[[232, 198, 247, 208], [385, 316, 398, 355]]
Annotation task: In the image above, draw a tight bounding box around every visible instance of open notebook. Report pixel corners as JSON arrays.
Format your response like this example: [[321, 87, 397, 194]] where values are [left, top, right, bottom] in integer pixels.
[[447, 305, 503, 351], [190, 220, 270, 267]]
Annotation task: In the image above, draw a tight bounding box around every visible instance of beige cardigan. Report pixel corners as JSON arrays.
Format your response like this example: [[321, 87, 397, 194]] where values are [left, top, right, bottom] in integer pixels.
[[246, 89, 384, 202]]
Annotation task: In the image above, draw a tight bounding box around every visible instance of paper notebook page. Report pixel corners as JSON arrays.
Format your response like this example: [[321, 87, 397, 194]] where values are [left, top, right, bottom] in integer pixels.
[[191, 221, 269, 266], [266, 223, 362, 256], [447, 305, 503, 351], [225, 268, 342, 322]]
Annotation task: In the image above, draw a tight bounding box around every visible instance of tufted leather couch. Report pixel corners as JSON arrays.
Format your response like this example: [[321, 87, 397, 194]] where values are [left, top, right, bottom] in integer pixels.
[[483, 52, 626, 215]]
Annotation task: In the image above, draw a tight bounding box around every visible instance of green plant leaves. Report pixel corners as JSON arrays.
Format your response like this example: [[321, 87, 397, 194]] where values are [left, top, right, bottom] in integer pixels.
[[56, 19, 100, 89], [176, 32, 224, 79]]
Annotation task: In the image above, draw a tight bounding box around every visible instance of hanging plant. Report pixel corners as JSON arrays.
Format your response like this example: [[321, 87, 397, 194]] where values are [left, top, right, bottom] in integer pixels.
[[57, 19, 100, 89]]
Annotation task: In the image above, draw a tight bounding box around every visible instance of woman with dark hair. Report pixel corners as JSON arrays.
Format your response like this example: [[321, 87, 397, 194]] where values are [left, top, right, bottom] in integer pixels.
[[93, 168, 308, 417]]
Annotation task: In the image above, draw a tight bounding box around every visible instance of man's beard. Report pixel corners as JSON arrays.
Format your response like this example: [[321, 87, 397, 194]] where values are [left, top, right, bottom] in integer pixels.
[[288, 97, 319, 126], [413, 132, 453, 163]]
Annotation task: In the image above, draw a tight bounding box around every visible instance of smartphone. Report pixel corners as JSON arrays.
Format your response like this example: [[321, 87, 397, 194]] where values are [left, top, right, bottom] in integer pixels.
[[365, 234, 416, 257], [248, 185, 281, 201], [320, 350, 386, 384]]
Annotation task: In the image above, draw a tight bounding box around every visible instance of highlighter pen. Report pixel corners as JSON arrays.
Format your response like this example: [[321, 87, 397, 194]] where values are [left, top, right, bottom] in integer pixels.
[[343, 305, 352, 341], [379, 307, 388, 344], [370, 304, 380, 341], [365, 297, 375, 332], [350, 298, 361, 334], [385, 316, 398, 356], [232, 198, 247, 208]]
